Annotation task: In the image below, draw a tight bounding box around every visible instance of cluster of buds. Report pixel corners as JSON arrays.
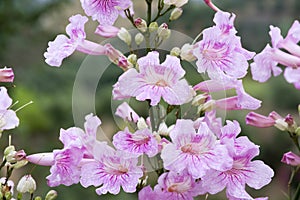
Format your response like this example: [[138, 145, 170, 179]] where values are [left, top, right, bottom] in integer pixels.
[[3, 145, 27, 169]]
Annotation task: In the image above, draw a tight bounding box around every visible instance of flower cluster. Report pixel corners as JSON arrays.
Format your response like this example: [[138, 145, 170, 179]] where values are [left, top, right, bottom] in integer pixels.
[[3, 0, 300, 200]]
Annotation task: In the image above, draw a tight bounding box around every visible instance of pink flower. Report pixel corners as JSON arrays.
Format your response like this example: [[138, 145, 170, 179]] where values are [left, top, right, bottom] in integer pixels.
[[138, 186, 158, 200], [194, 79, 261, 111], [95, 25, 120, 38], [113, 51, 194, 106], [44, 14, 107, 67], [47, 147, 84, 187], [115, 102, 139, 123], [153, 171, 203, 200], [281, 151, 300, 166], [250, 21, 300, 89], [0, 87, 19, 131], [113, 127, 159, 157], [0, 67, 14, 83], [193, 11, 254, 81], [80, 145, 143, 195], [80, 0, 132, 25], [201, 136, 274, 199], [59, 113, 102, 157], [161, 119, 232, 179]]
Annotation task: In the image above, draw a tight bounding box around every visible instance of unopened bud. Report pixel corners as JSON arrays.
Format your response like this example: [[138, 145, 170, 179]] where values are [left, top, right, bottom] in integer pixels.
[[180, 43, 196, 62], [192, 93, 209, 106], [128, 54, 137, 65], [135, 33, 144, 46], [169, 8, 183, 21], [137, 118, 148, 130], [274, 119, 288, 131], [4, 146, 16, 163], [197, 100, 216, 114], [134, 18, 147, 32], [34, 196, 42, 200], [149, 22, 158, 32], [45, 190, 58, 200], [157, 23, 171, 40], [17, 175, 36, 194], [118, 27, 132, 46], [11, 160, 28, 169], [170, 47, 181, 57]]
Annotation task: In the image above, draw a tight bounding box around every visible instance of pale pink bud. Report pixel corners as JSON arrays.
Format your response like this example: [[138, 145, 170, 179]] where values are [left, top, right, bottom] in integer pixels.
[[0, 67, 14, 83], [246, 112, 276, 128], [281, 151, 300, 166], [180, 43, 196, 62], [117, 27, 132, 46], [95, 25, 119, 38], [157, 23, 171, 40], [134, 18, 147, 32]]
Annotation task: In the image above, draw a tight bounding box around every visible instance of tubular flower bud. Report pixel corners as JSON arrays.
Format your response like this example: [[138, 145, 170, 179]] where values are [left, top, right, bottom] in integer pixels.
[[157, 23, 171, 40], [149, 22, 158, 32], [170, 47, 181, 57], [169, 8, 183, 21], [45, 190, 58, 200], [134, 18, 147, 32], [16, 175, 36, 194], [164, 0, 188, 7], [281, 151, 300, 166], [128, 54, 137, 66], [0, 67, 14, 83], [95, 25, 119, 38], [135, 33, 144, 46], [117, 27, 132, 46], [180, 43, 196, 62]]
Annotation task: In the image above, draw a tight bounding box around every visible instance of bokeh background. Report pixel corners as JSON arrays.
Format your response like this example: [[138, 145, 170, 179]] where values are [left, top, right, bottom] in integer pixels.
[[1, 0, 300, 199]]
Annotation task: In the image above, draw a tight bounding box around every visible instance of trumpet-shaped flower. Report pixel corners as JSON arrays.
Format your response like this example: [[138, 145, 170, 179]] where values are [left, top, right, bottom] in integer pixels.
[[201, 126, 274, 199], [113, 51, 194, 106], [80, 144, 143, 195], [44, 14, 107, 67], [0, 87, 19, 131], [193, 11, 254, 81], [47, 147, 84, 187], [80, 0, 132, 25], [154, 171, 203, 200], [250, 21, 300, 89], [161, 119, 232, 179], [113, 127, 158, 157]]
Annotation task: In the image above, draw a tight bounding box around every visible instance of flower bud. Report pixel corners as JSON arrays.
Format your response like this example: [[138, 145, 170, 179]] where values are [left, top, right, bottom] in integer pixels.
[[281, 151, 300, 166], [34, 196, 42, 200], [192, 93, 209, 106], [180, 43, 196, 62], [157, 23, 171, 40], [128, 54, 137, 65], [0, 67, 14, 83], [45, 190, 58, 200], [117, 27, 132, 46], [134, 18, 147, 32], [197, 100, 216, 114], [135, 33, 144, 46], [169, 8, 183, 21], [164, 0, 188, 7], [16, 175, 36, 194], [4, 145, 16, 163], [149, 22, 158, 32], [170, 47, 181, 57], [137, 118, 148, 130]]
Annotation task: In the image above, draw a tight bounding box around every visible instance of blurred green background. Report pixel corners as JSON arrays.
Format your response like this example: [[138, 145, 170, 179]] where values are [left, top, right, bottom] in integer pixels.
[[1, 0, 300, 199]]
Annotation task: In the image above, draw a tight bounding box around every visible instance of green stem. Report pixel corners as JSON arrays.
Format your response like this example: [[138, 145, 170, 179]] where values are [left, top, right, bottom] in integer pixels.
[[146, 0, 152, 25], [288, 168, 296, 198], [293, 181, 300, 200], [152, 5, 175, 22]]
